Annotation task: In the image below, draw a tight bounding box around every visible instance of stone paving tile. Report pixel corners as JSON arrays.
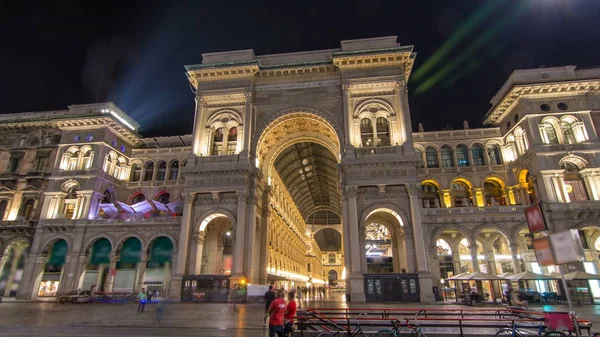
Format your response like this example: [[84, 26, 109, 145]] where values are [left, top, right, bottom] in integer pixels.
[[0, 299, 598, 337]]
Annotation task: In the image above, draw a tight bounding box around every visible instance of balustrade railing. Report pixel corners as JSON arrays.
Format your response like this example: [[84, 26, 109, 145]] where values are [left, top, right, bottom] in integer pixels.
[[423, 205, 526, 216], [40, 216, 181, 226]]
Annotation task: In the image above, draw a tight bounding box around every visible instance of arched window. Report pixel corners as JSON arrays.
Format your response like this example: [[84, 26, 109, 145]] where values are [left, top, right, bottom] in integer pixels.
[[426, 147, 439, 168], [227, 127, 238, 154], [483, 180, 505, 206], [415, 149, 424, 168], [156, 192, 170, 204], [360, 118, 373, 147], [561, 121, 575, 144], [376, 117, 390, 146], [168, 161, 179, 180], [143, 162, 154, 181], [328, 254, 336, 264], [421, 182, 440, 208], [522, 132, 529, 150], [131, 193, 145, 205], [471, 145, 485, 166], [456, 145, 469, 166], [131, 164, 142, 182], [19, 199, 35, 220], [0, 200, 7, 220], [451, 181, 471, 207], [487, 145, 503, 165], [81, 148, 93, 169], [212, 128, 224, 155], [561, 162, 588, 201], [64, 186, 78, 219], [541, 121, 559, 144], [101, 190, 112, 204], [156, 161, 167, 181], [441, 146, 454, 167]]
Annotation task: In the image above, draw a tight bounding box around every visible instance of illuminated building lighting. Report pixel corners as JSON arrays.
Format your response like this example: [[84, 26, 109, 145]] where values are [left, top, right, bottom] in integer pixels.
[[103, 110, 135, 131]]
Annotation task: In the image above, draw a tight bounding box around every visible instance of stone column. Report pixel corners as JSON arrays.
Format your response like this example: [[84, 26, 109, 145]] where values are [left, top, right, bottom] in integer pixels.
[[240, 93, 253, 157], [391, 237, 401, 273], [581, 170, 600, 200], [96, 266, 105, 291], [453, 252, 461, 275], [345, 185, 365, 302], [396, 81, 413, 151], [192, 97, 208, 156], [135, 254, 148, 291], [342, 84, 354, 147], [4, 251, 22, 297], [470, 245, 480, 272], [510, 244, 522, 273], [403, 231, 416, 273], [359, 227, 368, 274], [406, 183, 435, 302], [188, 232, 206, 275], [104, 253, 118, 293], [17, 254, 47, 300], [231, 191, 247, 281], [175, 193, 195, 277], [258, 206, 270, 284], [215, 243, 224, 275], [57, 254, 86, 295], [487, 252, 497, 275], [244, 195, 257, 282], [398, 235, 408, 272]]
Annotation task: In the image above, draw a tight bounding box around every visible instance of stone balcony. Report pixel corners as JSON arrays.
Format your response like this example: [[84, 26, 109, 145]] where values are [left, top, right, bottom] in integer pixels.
[[39, 216, 181, 227], [0, 220, 37, 228], [422, 205, 527, 224]]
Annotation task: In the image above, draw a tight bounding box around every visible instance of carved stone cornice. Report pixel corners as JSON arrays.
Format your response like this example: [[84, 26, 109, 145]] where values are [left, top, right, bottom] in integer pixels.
[[484, 79, 600, 125], [333, 50, 415, 79], [182, 192, 196, 205], [187, 64, 259, 88]]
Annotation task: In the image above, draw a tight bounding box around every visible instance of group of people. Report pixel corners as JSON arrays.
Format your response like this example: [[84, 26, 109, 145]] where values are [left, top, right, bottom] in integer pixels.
[[295, 286, 326, 300], [503, 288, 529, 308], [264, 285, 297, 337]]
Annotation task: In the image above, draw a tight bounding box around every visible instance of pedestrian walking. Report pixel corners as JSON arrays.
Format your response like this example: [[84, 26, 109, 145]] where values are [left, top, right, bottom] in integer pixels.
[[137, 288, 148, 313], [268, 290, 286, 337], [284, 292, 297, 337], [264, 285, 276, 328]]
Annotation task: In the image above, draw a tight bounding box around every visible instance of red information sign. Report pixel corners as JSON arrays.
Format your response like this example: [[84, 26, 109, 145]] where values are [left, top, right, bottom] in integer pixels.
[[524, 203, 547, 233], [533, 237, 555, 266]]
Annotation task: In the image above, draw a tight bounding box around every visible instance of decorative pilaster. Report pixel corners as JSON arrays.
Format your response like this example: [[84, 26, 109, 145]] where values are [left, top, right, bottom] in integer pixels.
[[232, 191, 247, 277], [175, 192, 196, 277], [406, 183, 435, 302], [510, 244, 522, 273], [136, 253, 148, 291], [469, 245, 480, 272]]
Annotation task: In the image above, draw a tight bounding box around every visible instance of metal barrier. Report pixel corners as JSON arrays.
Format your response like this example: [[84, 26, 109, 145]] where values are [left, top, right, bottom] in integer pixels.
[[90, 292, 137, 303], [295, 307, 593, 337]]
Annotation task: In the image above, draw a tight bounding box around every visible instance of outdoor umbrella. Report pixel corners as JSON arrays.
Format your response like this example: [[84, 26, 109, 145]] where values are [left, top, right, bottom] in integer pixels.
[[447, 272, 469, 280], [452, 272, 508, 280], [564, 271, 600, 280], [497, 272, 515, 278], [507, 271, 558, 281]]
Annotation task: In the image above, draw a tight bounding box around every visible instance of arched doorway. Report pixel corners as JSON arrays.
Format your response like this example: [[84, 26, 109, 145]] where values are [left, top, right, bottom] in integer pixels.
[[38, 239, 68, 297], [0, 239, 29, 297], [255, 112, 342, 291], [328, 270, 338, 286], [112, 237, 143, 292], [146, 237, 174, 294], [79, 238, 112, 292]]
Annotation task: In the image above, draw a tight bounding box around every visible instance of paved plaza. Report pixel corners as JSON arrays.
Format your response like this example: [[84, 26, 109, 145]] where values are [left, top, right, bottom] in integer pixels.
[[0, 296, 599, 337]]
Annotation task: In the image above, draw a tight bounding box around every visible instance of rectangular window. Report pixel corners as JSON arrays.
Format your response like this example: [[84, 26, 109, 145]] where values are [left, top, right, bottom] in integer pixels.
[[9, 157, 21, 173], [35, 156, 48, 172]]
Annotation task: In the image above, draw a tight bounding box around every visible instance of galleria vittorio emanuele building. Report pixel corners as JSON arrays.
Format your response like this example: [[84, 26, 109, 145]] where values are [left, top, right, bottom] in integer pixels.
[[1, 37, 599, 303]]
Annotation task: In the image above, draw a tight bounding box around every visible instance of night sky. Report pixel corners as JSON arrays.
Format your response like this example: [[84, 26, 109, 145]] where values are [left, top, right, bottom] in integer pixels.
[[1, 0, 599, 137]]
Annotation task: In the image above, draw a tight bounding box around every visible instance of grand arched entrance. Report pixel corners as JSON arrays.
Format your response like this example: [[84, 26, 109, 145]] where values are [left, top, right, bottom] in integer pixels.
[[256, 112, 342, 292]]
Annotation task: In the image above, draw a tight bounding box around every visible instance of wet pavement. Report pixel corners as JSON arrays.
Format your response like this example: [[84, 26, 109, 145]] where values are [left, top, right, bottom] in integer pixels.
[[0, 295, 598, 337]]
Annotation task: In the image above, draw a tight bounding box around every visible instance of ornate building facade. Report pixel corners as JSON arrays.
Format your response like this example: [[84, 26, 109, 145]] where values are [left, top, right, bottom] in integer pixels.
[[1, 37, 599, 303]]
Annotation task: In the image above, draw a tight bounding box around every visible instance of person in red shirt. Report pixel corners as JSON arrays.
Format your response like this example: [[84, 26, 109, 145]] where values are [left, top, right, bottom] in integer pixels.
[[268, 290, 286, 337], [284, 291, 297, 337]]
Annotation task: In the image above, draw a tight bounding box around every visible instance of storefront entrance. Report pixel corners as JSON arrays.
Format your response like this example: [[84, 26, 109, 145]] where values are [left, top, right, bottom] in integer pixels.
[[365, 274, 420, 302], [181, 275, 230, 302]]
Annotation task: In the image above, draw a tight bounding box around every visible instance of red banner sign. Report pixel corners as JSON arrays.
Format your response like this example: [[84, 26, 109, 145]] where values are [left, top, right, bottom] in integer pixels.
[[524, 203, 547, 233]]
